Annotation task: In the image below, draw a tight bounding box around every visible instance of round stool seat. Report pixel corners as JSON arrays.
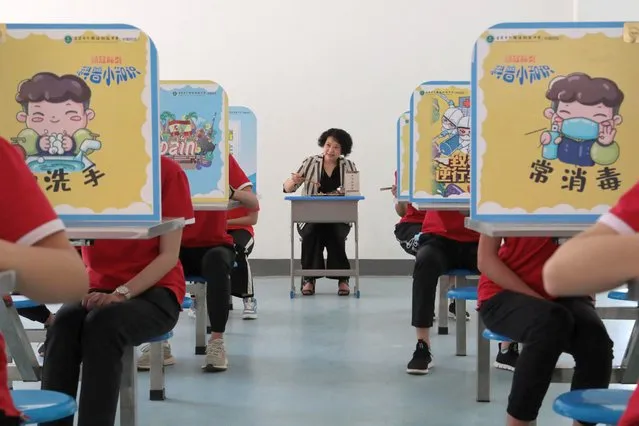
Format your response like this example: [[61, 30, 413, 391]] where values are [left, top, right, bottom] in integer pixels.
[[147, 330, 174, 343], [182, 295, 193, 310], [608, 290, 629, 301], [186, 276, 206, 283], [446, 269, 479, 277], [447, 286, 478, 301], [11, 389, 77, 424], [553, 389, 632, 425], [482, 329, 512, 342], [11, 295, 41, 309]]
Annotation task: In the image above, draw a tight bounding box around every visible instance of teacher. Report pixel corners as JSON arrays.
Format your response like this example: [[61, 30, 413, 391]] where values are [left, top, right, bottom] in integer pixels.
[[283, 128, 357, 296]]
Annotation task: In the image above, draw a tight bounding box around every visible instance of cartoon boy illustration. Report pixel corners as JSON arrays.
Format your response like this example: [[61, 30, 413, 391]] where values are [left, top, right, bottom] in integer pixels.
[[456, 115, 471, 155], [540, 72, 623, 167], [12, 72, 101, 159]]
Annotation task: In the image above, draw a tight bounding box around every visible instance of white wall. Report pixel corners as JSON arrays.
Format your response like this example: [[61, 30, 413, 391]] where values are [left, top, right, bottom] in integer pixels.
[[11, 0, 627, 259]]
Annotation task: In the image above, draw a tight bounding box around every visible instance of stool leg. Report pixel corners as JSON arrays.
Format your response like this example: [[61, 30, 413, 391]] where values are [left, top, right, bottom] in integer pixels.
[[476, 318, 490, 402], [290, 218, 296, 298], [149, 341, 165, 401], [194, 283, 206, 355], [456, 301, 467, 356], [438, 276, 450, 335], [206, 310, 212, 335], [354, 219, 360, 297], [120, 346, 137, 426]]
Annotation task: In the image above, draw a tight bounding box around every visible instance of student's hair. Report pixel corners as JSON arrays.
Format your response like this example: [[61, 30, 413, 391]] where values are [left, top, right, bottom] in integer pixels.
[[16, 72, 92, 112], [546, 72, 624, 114], [318, 128, 353, 157]]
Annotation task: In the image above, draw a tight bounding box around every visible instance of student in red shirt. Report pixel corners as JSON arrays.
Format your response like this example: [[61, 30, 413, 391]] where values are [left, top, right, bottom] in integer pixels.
[[180, 155, 259, 372], [391, 172, 425, 256], [41, 156, 194, 426], [227, 204, 258, 320], [0, 137, 88, 425], [478, 235, 612, 426], [543, 181, 639, 426], [406, 211, 479, 375]]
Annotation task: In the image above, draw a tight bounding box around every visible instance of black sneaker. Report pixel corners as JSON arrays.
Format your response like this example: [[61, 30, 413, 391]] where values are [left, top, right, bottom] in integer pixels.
[[494, 343, 519, 372], [448, 301, 470, 321], [406, 340, 433, 375]]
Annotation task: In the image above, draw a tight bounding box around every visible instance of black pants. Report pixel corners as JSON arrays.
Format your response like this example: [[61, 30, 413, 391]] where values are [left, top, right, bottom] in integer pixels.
[[11, 292, 52, 324], [180, 245, 235, 333], [41, 287, 180, 426], [412, 233, 478, 328], [228, 229, 254, 298], [297, 222, 350, 282], [480, 291, 613, 423], [394, 222, 422, 256], [0, 412, 20, 426]]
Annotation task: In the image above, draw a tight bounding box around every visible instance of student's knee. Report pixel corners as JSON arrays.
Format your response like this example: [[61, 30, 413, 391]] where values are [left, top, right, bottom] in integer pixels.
[[83, 307, 121, 343], [201, 246, 235, 276], [48, 303, 84, 334], [413, 244, 445, 278], [576, 320, 614, 363]]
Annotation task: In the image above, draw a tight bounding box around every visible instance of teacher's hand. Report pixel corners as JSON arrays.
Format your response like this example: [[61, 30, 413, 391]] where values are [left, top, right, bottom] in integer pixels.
[[291, 173, 305, 185]]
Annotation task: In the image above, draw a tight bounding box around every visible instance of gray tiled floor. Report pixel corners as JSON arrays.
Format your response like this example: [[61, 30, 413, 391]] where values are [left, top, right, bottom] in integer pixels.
[[15, 277, 636, 425]]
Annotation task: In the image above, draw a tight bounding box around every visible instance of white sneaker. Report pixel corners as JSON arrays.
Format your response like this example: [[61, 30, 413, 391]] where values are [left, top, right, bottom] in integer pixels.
[[137, 341, 175, 371], [202, 338, 228, 372], [242, 297, 258, 320]]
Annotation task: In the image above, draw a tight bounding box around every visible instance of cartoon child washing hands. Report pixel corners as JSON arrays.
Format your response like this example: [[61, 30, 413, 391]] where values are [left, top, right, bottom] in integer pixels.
[[539, 72, 623, 167], [12, 72, 101, 159]]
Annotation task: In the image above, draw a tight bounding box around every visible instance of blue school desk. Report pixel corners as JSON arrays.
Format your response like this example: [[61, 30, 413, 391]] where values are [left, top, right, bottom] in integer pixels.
[[285, 195, 365, 298]]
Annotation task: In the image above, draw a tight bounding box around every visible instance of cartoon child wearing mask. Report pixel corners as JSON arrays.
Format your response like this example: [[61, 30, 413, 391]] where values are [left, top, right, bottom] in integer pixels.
[[540, 73, 623, 167]]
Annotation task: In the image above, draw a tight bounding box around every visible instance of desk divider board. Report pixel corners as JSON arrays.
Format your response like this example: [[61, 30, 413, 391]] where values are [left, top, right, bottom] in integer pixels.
[[160, 80, 229, 205], [229, 106, 257, 193], [0, 24, 161, 223], [396, 111, 410, 201], [471, 22, 639, 223], [410, 81, 471, 204]]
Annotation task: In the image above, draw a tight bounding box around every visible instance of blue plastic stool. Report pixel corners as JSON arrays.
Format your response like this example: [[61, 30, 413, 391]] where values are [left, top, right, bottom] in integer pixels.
[[608, 290, 629, 301], [448, 269, 479, 277], [553, 389, 632, 425], [11, 389, 77, 424], [11, 295, 41, 309], [148, 330, 173, 343], [447, 286, 478, 301], [482, 329, 512, 342]]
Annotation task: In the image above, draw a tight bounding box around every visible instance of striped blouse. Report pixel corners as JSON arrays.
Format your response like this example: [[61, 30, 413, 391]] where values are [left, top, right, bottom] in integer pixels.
[[288, 154, 358, 196]]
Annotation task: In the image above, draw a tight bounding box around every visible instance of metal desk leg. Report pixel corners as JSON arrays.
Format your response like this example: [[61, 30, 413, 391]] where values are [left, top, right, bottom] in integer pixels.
[[194, 283, 206, 355], [149, 341, 165, 401], [290, 216, 296, 299], [438, 276, 450, 335], [622, 318, 639, 383], [455, 277, 467, 356], [477, 318, 490, 402], [354, 219, 360, 298], [120, 346, 137, 426]]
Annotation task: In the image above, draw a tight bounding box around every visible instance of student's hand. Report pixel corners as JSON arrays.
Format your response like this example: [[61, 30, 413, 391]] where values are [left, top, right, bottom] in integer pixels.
[[82, 292, 102, 310], [291, 173, 305, 185], [391, 184, 397, 198]]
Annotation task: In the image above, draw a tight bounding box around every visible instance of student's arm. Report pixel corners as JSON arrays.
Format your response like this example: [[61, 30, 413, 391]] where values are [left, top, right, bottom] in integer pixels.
[[227, 210, 258, 226], [477, 235, 544, 299], [118, 228, 183, 298], [544, 181, 639, 296], [0, 138, 87, 302], [395, 202, 408, 217], [232, 185, 259, 211]]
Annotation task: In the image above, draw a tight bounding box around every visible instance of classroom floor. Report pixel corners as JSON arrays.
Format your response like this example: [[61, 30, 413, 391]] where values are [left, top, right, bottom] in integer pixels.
[[15, 276, 637, 426]]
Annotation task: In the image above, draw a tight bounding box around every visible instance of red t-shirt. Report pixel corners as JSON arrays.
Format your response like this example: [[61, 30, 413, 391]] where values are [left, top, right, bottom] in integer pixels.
[[227, 207, 255, 236], [182, 155, 252, 247], [421, 211, 479, 242], [598, 182, 639, 425], [0, 137, 66, 418], [477, 237, 558, 304], [82, 156, 194, 304]]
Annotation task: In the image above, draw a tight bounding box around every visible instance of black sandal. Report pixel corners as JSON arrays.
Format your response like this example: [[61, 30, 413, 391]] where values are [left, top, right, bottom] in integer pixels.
[[301, 280, 315, 296], [337, 281, 350, 296]]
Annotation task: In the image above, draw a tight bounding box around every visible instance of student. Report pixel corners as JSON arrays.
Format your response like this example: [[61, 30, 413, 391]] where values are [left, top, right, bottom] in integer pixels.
[[406, 211, 478, 375], [227, 204, 258, 319], [179, 155, 259, 372], [41, 156, 194, 426], [391, 172, 425, 257], [283, 128, 356, 296], [543, 181, 639, 426], [478, 234, 613, 425], [0, 137, 88, 426]]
